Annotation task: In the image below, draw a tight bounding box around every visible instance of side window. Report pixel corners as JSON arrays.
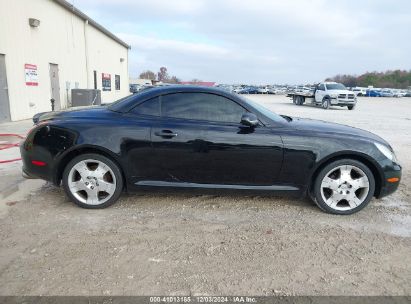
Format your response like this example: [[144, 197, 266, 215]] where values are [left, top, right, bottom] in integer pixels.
[[161, 93, 246, 123], [318, 84, 325, 91], [130, 97, 160, 117]]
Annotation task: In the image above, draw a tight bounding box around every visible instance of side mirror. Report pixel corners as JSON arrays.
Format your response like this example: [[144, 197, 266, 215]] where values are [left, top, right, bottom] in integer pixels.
[[241, 112, 259, 127]]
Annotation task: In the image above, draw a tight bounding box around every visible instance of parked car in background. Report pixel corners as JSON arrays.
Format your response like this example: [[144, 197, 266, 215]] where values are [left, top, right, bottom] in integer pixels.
[[352, 87, 367, 96], [393, 90, 405, 97], [238, 87, 259, 94], [268, 87, 279, 94], [366, 89, 382, 97], [215, 84, 234, 93], [233, 86, 245, 93], [257, 87, 269, 94], [380, 89, 394, 97], [130, 84, 142, 94]]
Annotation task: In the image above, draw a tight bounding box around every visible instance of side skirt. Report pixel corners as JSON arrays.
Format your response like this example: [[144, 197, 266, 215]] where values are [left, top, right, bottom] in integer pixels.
[[135, 180, 299, 191]]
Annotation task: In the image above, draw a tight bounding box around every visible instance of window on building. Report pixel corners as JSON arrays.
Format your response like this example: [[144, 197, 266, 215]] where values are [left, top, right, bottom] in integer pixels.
[[115, 75, 120, 90], [161, 93, 246, 123]]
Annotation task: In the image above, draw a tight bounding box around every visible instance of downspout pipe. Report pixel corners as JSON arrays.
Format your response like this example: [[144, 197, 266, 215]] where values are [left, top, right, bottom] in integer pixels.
[[84, 19, 90, 88]]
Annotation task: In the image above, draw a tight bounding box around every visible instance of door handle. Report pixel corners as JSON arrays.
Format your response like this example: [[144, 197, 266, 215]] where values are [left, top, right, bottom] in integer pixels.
[[154, 130, 178, 138]]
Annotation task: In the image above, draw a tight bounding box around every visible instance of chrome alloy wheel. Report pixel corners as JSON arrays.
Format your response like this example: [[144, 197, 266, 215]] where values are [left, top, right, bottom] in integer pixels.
[[67, 159, 116, 206], [320, 165, 370, 211]]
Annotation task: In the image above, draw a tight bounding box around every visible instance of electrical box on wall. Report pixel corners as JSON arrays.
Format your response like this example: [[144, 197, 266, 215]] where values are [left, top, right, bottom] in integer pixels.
[[71, 89, 101, 107]]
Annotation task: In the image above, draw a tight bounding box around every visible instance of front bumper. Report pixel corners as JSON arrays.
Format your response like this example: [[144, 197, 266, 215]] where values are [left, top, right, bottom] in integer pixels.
[[378, 162, 402, 198], [330, 98, 357, 105]]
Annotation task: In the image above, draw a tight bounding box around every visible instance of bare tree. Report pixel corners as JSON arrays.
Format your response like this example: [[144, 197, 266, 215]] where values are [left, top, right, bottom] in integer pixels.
[[139, 70, 156, 80], [157, 67, 169, 82]]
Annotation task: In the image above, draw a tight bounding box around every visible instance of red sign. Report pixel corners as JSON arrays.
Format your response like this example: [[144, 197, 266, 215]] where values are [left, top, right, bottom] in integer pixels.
[[25, 64, 38, 86], [102, 73, 111, 91]]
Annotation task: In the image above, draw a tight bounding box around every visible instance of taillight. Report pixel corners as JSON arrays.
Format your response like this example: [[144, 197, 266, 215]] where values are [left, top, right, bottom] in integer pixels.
[[31, 160, 47, 166]]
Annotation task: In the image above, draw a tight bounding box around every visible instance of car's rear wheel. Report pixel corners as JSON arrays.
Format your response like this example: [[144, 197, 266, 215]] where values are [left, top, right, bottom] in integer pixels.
[[312, 159, 375, 215], [322, 98, 330, 109], [296, 96, 304, 105], [62, 153, 123, 209]]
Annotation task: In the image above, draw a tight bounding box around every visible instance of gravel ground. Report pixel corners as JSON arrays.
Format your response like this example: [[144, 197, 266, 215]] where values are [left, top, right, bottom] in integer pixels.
[[0, 96, 410, 296]]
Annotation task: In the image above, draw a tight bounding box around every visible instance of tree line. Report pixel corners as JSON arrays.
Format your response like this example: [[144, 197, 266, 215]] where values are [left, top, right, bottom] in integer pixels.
[[138, 67, 180, 84], [326, 70, 411, 89]]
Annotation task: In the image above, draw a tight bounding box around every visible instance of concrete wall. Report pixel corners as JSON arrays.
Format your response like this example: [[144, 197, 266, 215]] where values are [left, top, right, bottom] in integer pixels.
[[0, 0, 130, 121]]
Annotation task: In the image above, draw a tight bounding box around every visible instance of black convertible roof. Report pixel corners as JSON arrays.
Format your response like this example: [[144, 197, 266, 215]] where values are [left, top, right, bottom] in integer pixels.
[[108, 85, 235, 113]]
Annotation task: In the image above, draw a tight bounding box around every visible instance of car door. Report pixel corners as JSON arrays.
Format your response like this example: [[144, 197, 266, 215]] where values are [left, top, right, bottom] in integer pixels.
[[122, 96, 164, 184], [149, 92, 283, 186], [315, 83, 326, 102]]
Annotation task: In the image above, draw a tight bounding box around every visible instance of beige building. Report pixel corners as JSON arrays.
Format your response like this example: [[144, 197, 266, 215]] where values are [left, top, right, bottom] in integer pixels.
[[0, 0, 130, 122]]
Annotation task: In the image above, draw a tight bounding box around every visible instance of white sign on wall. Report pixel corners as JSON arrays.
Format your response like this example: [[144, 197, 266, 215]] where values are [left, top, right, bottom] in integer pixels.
[[25, 64, 38, 86]]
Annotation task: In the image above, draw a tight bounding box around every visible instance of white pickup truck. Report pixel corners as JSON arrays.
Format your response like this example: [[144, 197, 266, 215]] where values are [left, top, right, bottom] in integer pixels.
[[288, 82, 357, 110]]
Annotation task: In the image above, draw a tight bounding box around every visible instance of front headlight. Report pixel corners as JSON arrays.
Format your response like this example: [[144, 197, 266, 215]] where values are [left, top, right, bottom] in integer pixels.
[[375, 142, 397, 162], [330, 94, 338, 98]]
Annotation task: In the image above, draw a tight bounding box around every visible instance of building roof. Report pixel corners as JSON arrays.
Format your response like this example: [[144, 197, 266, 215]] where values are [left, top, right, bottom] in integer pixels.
[[53, 0, 130, 49]]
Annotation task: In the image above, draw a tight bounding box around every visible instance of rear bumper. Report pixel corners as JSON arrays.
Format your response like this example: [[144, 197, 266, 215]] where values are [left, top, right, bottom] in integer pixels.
[[22, 167, 38, 179], [20, 140, 55, 183]]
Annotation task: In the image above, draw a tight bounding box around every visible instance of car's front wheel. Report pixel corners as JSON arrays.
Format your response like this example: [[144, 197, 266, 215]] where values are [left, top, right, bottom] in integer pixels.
[[348, 105, 355, 110], [62, 153, 124, 208], [312, 159, 375, 215]]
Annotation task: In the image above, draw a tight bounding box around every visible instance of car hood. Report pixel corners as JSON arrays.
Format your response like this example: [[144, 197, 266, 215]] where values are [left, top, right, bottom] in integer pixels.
[[33, 106, 114, 123], [288, 117, 389, 146]]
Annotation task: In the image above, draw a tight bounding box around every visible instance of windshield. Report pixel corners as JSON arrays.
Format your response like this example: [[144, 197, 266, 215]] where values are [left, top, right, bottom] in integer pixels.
[[325, 83, 347, 90], [239, 96, 286, 123]]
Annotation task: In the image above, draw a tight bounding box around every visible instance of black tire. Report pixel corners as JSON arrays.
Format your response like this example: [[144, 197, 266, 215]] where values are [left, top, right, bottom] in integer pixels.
[[311, 159, 375, 215], [322, 98, 330, 109], [62, 153, 124, 209], [348, 105, 355, 110], [296, 96, 304, 105]]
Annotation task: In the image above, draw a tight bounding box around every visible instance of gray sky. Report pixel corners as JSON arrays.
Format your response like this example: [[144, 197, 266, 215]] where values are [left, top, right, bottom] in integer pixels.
[[75, 0, 411, 84]]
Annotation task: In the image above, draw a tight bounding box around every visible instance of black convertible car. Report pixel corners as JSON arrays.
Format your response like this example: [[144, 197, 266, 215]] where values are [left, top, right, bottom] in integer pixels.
[[21, 86, 401, 214]]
